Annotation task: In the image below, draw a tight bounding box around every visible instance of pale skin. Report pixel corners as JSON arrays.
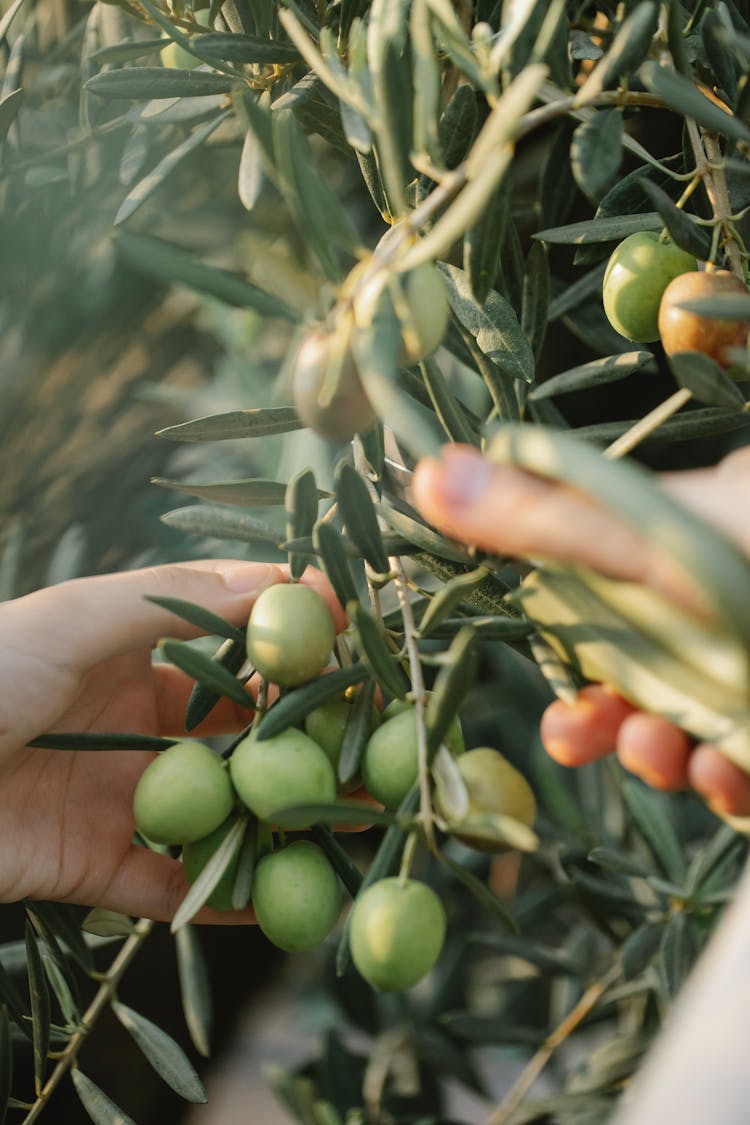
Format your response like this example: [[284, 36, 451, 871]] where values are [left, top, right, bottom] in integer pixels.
[[412, 442, 750, 820], [0, 560, 345, 923]]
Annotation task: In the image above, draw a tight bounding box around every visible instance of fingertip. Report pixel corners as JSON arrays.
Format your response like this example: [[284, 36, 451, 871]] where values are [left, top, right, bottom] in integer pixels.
[[616, 713, 691, 790], [688, 744, 750, 817]]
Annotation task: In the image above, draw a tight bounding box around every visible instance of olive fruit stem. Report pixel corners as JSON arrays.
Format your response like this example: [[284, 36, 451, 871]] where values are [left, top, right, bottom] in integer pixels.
[[486, 962, 620, 1125], [398, 830, 419, 884], [603, 388, 693, 462], [21, 919, 154, 1125]]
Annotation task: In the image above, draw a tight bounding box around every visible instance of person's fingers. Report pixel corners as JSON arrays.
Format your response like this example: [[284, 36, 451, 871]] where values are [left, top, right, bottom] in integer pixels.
[[615, 713, 692, 790], [411, 446, 706, 612], [540, 685, 636, 767], [55, 843, 255, 925], [688, 744, 750, 817]]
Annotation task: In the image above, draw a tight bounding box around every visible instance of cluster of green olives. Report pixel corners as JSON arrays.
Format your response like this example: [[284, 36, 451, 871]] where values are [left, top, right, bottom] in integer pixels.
[[602, 230, 749, 368], [291, 261, 450, 442], [132, 581, 537, 991]]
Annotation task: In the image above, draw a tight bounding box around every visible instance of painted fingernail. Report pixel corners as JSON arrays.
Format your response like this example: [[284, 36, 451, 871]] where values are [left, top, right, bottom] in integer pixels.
[[218, 563, 278, 593], [433, 447, 492, 508]]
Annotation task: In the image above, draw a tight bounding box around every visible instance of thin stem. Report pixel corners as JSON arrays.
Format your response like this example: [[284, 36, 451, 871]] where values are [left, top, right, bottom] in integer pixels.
[[485, 963, 620, 1125], [603, 388, 693, 461], [686, 120, 745, 277], [21, 919, 154, 1124]]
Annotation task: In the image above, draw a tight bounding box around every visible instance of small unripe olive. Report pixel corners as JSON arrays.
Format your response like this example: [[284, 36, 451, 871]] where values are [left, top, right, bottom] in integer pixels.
[[229, 728, 336, 821], [133, 741, 234, 846], [400, 262, 451, 363], [362, 707, 464, 810], [252, 840, 340, 952], [291, 328, 375, 442], [304, 695, 381, 777], [435, 747, 536, 853], [246, 582, 335, 687], [349, 877, 446, 991], [602, 232, 695, 342], [182, 814, 248, 912]]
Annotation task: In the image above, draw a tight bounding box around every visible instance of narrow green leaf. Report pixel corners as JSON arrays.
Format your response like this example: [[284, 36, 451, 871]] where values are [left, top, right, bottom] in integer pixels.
[[156, 406, 300, 442], [117, 234, 298, 320], [659, 913, 694, 998], [85, 67, 234, 99], [621, 921, 663, 981], [145, 595, 243, 642], [439, 263, 536, 384], [367, 0, 413, 216], [521, 240, 550, 360], [28, 733, 172, 752], [575, 2, 659, 105], [425, 626, 478, 756], [89, 38, 167, 64], [639, 180, 710, 259], [571, 109, 623, 203], [82, 911, 137, 939], [71, 1070, 138, 1125], [161, 639, 255, 712], [272, 800, 396, 829], [438, 81, 478, 169], [348, 600, 408, 700], [238, 124, 265, 210], [160, 505, 284, 547], [312, 522, 359, 611], [0, 957, 29, 1037], [379, 498, 471, 564], [418, 358, 479, 446], [539, 120, 578, 230], [669, 351, 746, 410], [25, 907, 80, 1018], [255, 665, 369, 740], [311, 827, 363, 897], [152, 477, 312, 508], [115, 113, 228, 226], [468, 932, 579, 974], [687, 823, 746, 895], [548, 262, 606, 321], [186, 638, 248, 731], [641, 59, 750, 142], [171, 817, 248, 932], [529, 351, 653, 400], [0, 1007, 11, 1125], [0, 0, 27, 47], [535, 212, 662, 244], [665, 0, 690, 76], [335, 463, 389, 574], [286, 469, 319, 581], [25, 924, 50, 1097], [438, 855, 518, 932], [0, 89, 23, 143], [410, 0, 441, 160], [113, 1002, 206, 1102], [337, 679, 376, 785], [621, 781, 686, 882], [463, 173, 510, 305], [674, 294, 750, 320], [175, 927, 213, 1058], [193, 31, 299, 62], [419, 568, 491, 638]]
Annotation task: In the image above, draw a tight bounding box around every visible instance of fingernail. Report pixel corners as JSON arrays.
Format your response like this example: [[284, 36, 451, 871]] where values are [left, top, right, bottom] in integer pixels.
[[434, 447, 492, 508], [218, 563, 278, 594]]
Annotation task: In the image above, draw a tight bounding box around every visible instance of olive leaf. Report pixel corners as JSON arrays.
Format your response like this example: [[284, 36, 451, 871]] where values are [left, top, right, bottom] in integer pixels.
[[112, 1002, 207, 1102]]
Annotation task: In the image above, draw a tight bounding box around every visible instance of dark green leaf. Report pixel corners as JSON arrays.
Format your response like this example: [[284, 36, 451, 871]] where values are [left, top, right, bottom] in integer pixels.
[[639, 180, 710, 259], [0, 1006, 11, 1125], [335, 463, 389, 574], [521, 241, 549, 359], [571, 109, 623, 203], [379, 498, 472, 564], [175, 927, 213, 1058], [25, 923, 50, 1096], [273, 800, 396, 829], [156, 406, 301, 442], [348, 600, 408, 700], [438, 81, 477, 169], [640, 60, 750, 143], [438, 855, 518, 932], [539, 120, 578, 230], [161, 639, 255, 711], [113, 1002, 206, 1102], [674, 294, 750, 320], [468, 932, 580, 975], [0, 89, 23, 143], [286, 469, 320, 581], [529, 351, 653, 400], [588, 847, 653, 879], [367, 0, 413, 216], [669, 351, 746, 409], [312, 522, 359, 611], [311, 826, 364, 897], [0, 956, 29, 1038], [160, 505, 284, 547], [687, 823, 746, 895], [144, 595, 244, 642], [535, 212, 662, 244], [665, 0, 690, 76], [575, 2, 659, 104], [89, 38, 167, 64], [659, 912, 694, 997], [117, 234, 298, 320], [172, 817, 249, 931], [419, 568, 491, 638], [547, 262, 606, 322], [85, 67, 234, 100], [152, 477, 315, 507], [463, 174, 510, 305], [338, 678, 377, 786], [25, 907, 80, 1018], [440, 263, 535, 384], [256, 665, 369, 740], [186, 637, 248, 731], [418, 358, 480, 446], [621, 781, 686, 882], [425, 626, 477, 756], [621, 922, 663, 980], [28, 733, 173, 752], [573, 406, 750, 445], [193, 31, 298, 62], [71, 1070, 138, 1125]]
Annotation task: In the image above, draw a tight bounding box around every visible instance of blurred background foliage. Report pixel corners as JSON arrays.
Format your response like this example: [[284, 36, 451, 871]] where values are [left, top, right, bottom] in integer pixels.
[[3, 0, 750, 1123]]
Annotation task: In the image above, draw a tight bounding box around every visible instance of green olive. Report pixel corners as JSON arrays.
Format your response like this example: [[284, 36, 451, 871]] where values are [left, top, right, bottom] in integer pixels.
[[304, 694, 381, 777], [181, 814, 248, 912], [133, 740, 234, 846], [229, 728, 336, 821], [362, 706, 464, 809], [602, 232, 695, 342], [352, 261, 450, 366], [435, 747, 536, 853], [245, 582, 336, 687], [251, 840, 340, 952], [349, 877, 446, 991], [291, 327, 376, 442]]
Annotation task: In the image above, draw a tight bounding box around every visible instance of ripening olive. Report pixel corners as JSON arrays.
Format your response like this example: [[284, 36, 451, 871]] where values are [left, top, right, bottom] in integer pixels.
[[349, 877, 446, 991], [658, 269, 750, 370], [133, 740, 234, 846], [251, 840, 340, 952], [435, 747, 536, 852], [245, 582, 336, 687]]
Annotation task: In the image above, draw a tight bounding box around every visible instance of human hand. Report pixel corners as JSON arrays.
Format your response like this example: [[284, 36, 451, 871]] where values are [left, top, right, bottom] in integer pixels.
[[413, 444, 750, 818], [0, 560, 345, 922]]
